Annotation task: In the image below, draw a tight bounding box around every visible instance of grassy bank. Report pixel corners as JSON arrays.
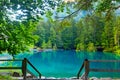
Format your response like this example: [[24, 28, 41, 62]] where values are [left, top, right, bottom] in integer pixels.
[[0, 75, 14, 80], [0, 70, 22, 80]]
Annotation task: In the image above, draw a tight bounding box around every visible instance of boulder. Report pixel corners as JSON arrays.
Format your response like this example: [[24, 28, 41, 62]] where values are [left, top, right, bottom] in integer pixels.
[[12, 72, 20, 77]]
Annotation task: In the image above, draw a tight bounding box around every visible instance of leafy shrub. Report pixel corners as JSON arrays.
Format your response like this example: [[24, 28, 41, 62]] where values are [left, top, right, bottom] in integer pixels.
[[87, 42, 96, 52]]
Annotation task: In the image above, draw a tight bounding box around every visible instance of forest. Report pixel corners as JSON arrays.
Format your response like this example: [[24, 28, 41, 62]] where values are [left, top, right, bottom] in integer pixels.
[[34, 14, 120, 54], [1, 0, 120, 57]]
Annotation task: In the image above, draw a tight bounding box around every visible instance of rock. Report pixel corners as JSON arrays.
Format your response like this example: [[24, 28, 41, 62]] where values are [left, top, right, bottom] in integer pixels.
[[26, 73, 33, 78], [90, 77, 99, 80], [41, 76, 45, 79], [100, 78, 112, 80], [12, 72, 20, 77]]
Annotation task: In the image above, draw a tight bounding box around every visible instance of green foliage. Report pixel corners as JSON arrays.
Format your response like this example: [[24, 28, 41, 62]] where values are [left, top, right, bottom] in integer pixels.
[[61, 20, 71, 28], [87, 42, 96, 52], [53, 44, 57, 50], [47, 40, 52, 49], [35, 19, 77, 50], [0, 75, 14, 80], [114, 46, 120, 54], [1, 0, 120, 55], [49, 27, 57, 45], [34, 12, 120, 54], [41, 41, 47, 49], [0, 0, 62, 21], [57, 2, 65, 12], [76, 43, 85, 51], [96, 0, 112, 12], [0, 21, 38, 57], [64, 0, 120, 21]]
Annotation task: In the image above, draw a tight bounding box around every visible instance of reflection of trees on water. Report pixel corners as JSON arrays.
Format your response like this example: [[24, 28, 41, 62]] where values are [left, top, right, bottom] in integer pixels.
[[75, 51, 120, 60], [76, 51, 86, 60], [41, 50, 57, 61], [75, 51, 97, 60]]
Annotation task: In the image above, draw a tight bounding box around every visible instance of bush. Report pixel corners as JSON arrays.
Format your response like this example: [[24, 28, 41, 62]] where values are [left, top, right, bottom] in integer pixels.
[[87, 42, 96, 52], [76, 43, 85, 51]]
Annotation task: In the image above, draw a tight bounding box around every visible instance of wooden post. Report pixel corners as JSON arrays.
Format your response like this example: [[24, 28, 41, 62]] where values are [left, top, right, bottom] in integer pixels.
[[39, 73, 41, 79], [22, 58, 27, 80], [84, 59, 89, 80], [77, 62, 84, 79]]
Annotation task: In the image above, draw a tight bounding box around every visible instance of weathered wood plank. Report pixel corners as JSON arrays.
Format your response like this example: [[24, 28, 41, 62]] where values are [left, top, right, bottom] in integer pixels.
[[22, 58, 27, 80], [0, 67, 22, 69], [77, 62, 84, 79], [90, 69, 120, 72], [89, 60, 120, 62], [0, 59, 22, 61]]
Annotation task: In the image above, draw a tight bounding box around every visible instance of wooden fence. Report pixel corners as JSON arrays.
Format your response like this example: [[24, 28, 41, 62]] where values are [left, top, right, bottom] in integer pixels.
[[77, 59, 120, 80], [0, 58, 41, 80]]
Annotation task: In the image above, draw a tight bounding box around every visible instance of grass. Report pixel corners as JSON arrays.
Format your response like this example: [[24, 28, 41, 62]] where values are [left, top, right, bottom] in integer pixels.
[[0, 70, 22, 74], [0, 70, 22, 80], [0, 75, 14, 80]]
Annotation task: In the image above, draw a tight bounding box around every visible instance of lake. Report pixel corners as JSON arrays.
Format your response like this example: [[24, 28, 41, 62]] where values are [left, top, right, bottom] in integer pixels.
[[1, 50, 120, 78]]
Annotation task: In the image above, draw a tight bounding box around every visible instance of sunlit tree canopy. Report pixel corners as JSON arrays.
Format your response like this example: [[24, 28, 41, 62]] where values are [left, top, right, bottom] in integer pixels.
[[0, 0, 62, 21], [1, 0, 120, 58]]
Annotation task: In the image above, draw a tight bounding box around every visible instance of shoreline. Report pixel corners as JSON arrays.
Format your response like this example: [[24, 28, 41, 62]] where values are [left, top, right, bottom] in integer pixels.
[[11, 76, 120, 80], [0, 72, 120, 80]]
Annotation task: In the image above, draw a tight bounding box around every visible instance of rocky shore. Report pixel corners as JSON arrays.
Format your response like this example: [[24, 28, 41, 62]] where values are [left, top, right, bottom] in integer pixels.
[[0, 72, 120, 80], [12, 76, 120, 80]]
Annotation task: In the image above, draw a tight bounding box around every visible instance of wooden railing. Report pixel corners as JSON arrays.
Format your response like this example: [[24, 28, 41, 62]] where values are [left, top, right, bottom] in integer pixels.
[[0, 58, 41, 80], [77, 59, 120, 80], [77, 59, 89, 80]]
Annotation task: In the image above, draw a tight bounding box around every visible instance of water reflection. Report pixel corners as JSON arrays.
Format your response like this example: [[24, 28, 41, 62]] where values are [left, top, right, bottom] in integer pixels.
[[1, 50, 120, 78], [25, 50, 120, 78]]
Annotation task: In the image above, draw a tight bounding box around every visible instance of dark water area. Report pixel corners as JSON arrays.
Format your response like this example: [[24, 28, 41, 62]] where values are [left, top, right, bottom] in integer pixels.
[[0, 50, 120, 78]]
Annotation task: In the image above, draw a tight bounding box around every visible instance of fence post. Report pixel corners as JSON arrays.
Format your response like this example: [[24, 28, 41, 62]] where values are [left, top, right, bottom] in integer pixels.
[[39, 73, 41, 79], [22, 58, 27, 80], [84, 59, 89, 80]]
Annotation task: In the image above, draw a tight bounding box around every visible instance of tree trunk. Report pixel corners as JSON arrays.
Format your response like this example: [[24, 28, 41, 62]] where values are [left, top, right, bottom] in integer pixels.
[[12, 53, 15, 60]]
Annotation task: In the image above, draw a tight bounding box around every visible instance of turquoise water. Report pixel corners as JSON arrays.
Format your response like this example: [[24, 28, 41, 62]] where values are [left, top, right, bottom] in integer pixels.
[[1, 50, 120, 78]]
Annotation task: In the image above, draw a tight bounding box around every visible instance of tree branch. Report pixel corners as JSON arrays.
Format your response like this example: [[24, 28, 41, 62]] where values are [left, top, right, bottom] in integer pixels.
[[114, 5, 120, 10], [106, 5, 120, 20], [55, 0, 92, 20]]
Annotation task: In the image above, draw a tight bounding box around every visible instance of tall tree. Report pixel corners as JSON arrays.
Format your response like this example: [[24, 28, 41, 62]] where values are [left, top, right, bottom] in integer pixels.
[[0, 0, 63, 58]]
